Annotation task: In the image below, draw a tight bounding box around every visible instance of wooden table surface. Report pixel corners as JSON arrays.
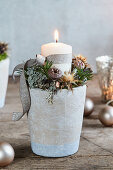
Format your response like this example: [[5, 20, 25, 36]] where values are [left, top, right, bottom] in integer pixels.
[[0, 75, 113, 170]]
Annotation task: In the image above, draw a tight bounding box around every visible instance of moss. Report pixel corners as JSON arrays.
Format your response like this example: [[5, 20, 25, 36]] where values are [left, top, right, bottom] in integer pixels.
[[0, 53, 8, 62]]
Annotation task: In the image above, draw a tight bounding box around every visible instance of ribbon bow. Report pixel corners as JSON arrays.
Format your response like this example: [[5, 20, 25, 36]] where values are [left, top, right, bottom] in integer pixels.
[[12, 59, 38, 121]]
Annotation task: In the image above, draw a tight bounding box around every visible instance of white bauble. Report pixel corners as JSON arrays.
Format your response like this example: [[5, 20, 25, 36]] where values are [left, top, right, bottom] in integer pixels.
[[0, 142, 15, 167]]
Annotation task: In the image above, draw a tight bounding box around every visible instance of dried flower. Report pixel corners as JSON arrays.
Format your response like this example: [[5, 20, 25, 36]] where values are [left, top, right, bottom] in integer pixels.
[[77, 55, 87, 64], [73, 55, 88, 69], [0, 42, 8, 54], [61, 72, 74, 83]]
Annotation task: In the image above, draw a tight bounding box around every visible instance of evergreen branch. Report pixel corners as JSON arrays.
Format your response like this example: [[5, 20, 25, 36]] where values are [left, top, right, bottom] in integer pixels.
[[74, 68, 93, 82]]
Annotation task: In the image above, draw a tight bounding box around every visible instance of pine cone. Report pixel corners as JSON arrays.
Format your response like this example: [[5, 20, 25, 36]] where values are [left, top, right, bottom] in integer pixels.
[[0, 42, 8, 54], [48, 68, 62, 80]]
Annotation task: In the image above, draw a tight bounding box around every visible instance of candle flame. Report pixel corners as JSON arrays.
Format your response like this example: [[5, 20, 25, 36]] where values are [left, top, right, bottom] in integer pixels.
[[54, 30, 59, 43]]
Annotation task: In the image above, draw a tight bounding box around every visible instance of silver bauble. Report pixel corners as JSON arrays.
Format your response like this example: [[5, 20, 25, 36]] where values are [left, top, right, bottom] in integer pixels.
[[84, 98, 94, 116], [99, 106, 113, 126], [0, 142, 15, 167]]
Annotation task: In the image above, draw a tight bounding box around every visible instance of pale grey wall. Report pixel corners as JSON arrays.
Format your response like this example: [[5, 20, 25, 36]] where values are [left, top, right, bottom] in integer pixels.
[[0, 0, 113, 74]]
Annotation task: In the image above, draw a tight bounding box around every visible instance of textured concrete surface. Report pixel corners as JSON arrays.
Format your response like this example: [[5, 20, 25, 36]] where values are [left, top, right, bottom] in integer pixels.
[[0, 75, 113, 169], [0, 0, 113, 74]]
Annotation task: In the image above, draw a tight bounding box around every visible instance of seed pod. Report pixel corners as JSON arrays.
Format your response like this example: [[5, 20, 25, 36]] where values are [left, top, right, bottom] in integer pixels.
[[48, 68, 62, 80]]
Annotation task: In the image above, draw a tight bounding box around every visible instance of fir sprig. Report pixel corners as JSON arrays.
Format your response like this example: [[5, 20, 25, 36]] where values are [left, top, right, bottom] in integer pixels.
[[74, 68, 93, 83], [37, 60, 52, 78]]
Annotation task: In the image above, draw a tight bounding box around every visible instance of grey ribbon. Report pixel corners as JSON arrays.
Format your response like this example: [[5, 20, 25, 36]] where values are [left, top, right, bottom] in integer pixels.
[[47, 54, 72, 64], [12, 59, 37, 121]]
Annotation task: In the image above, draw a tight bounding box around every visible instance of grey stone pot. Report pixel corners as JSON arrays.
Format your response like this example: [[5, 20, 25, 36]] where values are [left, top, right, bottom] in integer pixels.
[[28, 85, 86, 157], [0, 58, 10, 108]]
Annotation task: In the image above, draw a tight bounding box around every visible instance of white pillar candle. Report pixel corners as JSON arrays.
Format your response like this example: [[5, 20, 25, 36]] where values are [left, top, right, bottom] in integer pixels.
[[41, 42, 72, 57], [39, 30, 73, 73], [41, 42, 72, 73]]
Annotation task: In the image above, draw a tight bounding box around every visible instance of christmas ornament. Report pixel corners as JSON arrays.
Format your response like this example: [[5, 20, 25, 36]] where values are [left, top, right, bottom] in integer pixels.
[[0, 142, 15, 167], [99, 105, 113, 126], [107, 99, 113, 107], [84, 98, 94, 116]]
